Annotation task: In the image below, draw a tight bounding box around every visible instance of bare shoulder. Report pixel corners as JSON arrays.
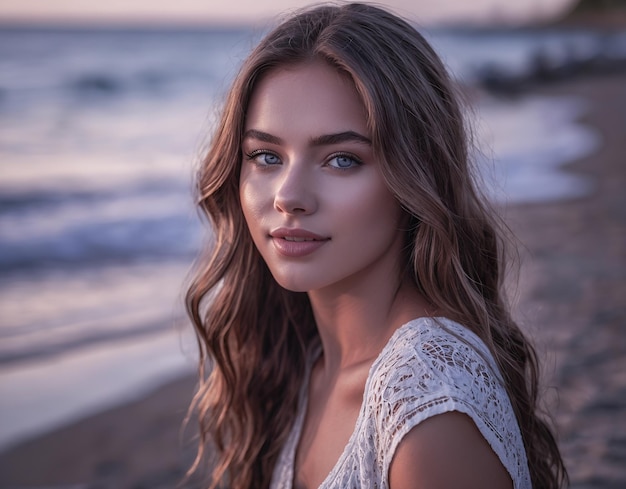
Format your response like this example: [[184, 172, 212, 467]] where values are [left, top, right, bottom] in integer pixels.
[[389, 411, 513, 489]]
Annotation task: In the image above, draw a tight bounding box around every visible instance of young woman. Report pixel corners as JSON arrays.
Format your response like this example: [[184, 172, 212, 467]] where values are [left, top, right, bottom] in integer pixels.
[[186, 3, 567, 488]]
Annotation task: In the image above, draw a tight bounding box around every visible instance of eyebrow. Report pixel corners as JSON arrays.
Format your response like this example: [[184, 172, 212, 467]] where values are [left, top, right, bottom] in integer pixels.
[[311, 131, 372, 146], [243, 129, 283, 145], [243, 129, 372, 147]]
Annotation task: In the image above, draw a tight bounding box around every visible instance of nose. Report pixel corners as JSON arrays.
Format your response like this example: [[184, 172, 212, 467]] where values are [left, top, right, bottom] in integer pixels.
[[273, 162, 317, 215]]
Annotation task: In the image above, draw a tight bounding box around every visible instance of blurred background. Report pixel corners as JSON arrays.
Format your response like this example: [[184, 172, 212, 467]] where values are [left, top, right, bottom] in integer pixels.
[[0, 0, 624, 488]]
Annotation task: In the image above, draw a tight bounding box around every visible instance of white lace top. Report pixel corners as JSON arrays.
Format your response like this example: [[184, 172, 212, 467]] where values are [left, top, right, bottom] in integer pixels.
[[270, 317, 532, 489]]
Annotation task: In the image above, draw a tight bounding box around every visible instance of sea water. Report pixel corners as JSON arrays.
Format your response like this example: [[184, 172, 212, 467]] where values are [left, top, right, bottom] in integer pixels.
[[0, 24, 613, 450]]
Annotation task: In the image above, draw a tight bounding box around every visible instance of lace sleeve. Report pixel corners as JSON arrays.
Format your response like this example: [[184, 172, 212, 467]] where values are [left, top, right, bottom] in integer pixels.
[[369, 318, 532, 489]]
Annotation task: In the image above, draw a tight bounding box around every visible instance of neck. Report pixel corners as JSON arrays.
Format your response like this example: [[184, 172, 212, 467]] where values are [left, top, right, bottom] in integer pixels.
[[308, 273, 433, 374]]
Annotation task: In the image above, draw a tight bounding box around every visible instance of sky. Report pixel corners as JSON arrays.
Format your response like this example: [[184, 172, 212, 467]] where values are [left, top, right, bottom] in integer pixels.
[[0, 0, 577, 26]]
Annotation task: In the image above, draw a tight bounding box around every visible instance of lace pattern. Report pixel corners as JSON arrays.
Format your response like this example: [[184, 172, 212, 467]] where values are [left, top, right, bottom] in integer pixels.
[[270, 317, 532, 489]]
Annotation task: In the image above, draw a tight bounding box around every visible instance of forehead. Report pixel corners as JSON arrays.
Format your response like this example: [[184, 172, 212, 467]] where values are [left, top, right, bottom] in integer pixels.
[[244, 60, 369, 137]]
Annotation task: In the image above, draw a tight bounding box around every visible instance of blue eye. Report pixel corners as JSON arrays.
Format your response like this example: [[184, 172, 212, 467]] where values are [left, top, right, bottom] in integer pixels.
[[328, 154, 361, 169], [247, 151, 281, 166]]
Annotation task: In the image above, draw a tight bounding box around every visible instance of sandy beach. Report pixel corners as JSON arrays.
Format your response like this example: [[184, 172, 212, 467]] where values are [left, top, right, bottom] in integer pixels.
[[0, 71, 624, 488], [506, 72, 626, 487]]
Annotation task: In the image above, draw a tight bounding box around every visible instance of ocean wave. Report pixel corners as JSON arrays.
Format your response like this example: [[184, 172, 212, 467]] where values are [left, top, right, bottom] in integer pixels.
[[0, 178, 188, 213], [0, 183, 202, 273], [0, 317, 177, 366], [0, 189, 109, 213], [67, 69, 182, 98], [0, 212, 200, 273], [70, 73, 123, 94]]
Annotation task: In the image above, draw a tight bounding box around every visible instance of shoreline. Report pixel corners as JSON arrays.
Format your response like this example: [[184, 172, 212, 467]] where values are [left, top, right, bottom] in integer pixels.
[[1, 72, 624, 488], [504, 72, 626, 486], [0, 372, 200, 488], [0, 322, 197, 453]]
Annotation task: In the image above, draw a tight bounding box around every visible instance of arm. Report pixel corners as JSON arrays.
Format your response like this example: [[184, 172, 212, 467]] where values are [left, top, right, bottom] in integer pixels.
[[389, 411, 513, 489]]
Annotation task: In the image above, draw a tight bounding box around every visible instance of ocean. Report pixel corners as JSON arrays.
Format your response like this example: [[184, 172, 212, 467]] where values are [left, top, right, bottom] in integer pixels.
[[0, 24, 618, 450]]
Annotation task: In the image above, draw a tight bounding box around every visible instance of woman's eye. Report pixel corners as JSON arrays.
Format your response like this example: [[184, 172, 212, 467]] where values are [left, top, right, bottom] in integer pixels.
[[248, 152, 281, 166], [327, 154, 360, 170]]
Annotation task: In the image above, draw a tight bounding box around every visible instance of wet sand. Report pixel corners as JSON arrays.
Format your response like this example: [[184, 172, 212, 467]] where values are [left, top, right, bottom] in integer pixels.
[[506, 73, 626, 488], [0, 73, 624, 488]]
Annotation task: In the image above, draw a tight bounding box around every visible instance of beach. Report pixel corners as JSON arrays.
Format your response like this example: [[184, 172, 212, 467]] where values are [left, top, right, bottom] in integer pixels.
[[0, 59, 625, 489], [506, 72, 626, 487]]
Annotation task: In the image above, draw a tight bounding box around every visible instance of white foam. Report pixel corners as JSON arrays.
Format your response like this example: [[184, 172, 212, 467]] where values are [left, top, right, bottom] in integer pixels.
[[0, 327, 197, 452], [474, 94, 600, 204]]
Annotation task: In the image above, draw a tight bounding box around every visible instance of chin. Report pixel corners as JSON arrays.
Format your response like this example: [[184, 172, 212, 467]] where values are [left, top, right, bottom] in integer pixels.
[[267, 268, 320, 293], [273, 277, 311, 293]]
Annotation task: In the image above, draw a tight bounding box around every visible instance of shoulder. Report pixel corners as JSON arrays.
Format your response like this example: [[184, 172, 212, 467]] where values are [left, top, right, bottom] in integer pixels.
[[388, 410, 513, 489], [364, 317, 530, 488], [369, 316, 505, 415]]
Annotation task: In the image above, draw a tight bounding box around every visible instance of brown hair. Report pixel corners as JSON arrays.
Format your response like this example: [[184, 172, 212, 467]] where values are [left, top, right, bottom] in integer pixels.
[[186, 3, 567, 488]]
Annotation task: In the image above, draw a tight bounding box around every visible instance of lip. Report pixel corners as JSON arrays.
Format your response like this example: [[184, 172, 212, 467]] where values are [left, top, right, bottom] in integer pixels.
[[269, 227, 330, 257]]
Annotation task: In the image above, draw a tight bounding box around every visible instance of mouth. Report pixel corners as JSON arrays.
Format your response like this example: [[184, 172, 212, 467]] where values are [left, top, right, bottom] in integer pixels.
[[282, 236, 321, 242], [269, 228, 330, 257], [270, 228, 330, 241]]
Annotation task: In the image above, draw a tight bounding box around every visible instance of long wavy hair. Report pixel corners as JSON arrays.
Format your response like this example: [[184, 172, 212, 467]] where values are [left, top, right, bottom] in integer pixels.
[[186, 3, 567, 488]]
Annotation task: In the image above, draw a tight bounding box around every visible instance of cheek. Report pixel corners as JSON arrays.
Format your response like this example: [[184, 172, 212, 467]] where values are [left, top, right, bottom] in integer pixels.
[[339, 180, 400, 228], [239, 174, 268, 235], [239, 167, 255, 212]]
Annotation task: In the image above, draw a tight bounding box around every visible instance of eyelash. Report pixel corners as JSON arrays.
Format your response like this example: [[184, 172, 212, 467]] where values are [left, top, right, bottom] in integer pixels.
[[244, 150, 280, 166], [327, 152, 362, 171], [243, 150, 363, 171]]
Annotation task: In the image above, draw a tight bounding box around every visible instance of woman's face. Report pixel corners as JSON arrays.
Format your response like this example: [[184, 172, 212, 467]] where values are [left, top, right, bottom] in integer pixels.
[[239, 60, 405, 293]]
